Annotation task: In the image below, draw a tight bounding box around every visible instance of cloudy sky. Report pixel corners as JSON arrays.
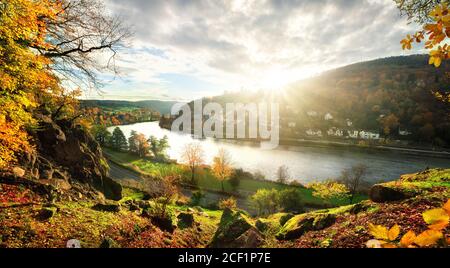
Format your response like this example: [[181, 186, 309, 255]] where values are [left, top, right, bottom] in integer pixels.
[[85, 0, 424, 101]]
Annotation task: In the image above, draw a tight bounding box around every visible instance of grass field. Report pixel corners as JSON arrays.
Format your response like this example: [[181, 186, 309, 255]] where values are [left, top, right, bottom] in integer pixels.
[[103, 148, 367, 207]]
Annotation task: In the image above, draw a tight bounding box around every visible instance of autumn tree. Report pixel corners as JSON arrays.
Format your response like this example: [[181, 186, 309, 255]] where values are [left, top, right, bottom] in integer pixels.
[[180, 143, 205, 184], [0, 0, 130, 171], [135, 133, 150, 158], [380, 114, 400, 137], [250, 189, 279, 216], [398, 1, 450, 104], [128, 130, 139, 153], [212, 148, 234, 192]]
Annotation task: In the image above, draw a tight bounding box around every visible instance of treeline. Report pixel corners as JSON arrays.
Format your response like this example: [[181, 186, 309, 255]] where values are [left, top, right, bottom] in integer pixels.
[[93, 126, 169, 161], [82, 107, 161, 127]]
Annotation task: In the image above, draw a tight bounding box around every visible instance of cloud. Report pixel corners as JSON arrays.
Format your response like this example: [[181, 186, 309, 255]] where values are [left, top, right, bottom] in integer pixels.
[[91, 0, 422, 101]]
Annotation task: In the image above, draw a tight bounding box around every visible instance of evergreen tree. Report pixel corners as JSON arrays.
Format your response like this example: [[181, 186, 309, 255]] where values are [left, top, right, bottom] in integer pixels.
[[111, 127, 128, 151]]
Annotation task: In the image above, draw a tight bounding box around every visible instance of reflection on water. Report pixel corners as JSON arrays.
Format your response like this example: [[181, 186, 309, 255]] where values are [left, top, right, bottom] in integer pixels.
[[110, 122, 450, 183]]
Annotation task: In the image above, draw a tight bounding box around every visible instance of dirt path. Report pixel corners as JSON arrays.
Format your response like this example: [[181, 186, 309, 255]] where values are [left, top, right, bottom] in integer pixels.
[[108, 161, 143, 182]]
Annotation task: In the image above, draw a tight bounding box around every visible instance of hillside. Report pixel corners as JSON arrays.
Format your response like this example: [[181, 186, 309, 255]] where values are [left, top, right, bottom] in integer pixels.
[[187, 55, 450, 147], [1, 168, 448, 248], [80, 100, 179, 115]]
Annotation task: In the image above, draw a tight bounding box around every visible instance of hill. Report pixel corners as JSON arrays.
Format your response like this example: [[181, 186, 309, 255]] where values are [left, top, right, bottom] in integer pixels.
[[190, 55, 450, 147], [80, 99, 179, 115]]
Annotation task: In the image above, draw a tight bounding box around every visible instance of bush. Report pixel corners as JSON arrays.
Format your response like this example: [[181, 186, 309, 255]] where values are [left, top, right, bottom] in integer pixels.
[[219, 197, 238, 210], [278, 189, 304, 213], [190, 190, 205, 206]]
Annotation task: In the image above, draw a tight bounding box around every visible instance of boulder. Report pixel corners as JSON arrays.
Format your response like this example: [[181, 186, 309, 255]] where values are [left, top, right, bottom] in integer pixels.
[[276, 213, 336, 240], [177, 212, 195, 229], [209, 208, 263, 248], [369, 184, 410, 203], [33, 117, 122, 201], [92, 201, 121, 213], [37, 207, 57, 221], [279, 213, 295, 226]]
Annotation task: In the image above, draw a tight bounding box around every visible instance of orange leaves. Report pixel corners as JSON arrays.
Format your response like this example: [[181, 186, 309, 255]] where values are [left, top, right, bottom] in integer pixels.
[[414, 230, 444, 247], [366, 199, 450, 248], [400, 230, 417, 248], [401, 35, 413, 50]]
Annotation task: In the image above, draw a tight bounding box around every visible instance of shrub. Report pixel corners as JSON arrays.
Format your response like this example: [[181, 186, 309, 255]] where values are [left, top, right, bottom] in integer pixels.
[[190, 190, 205, 206], [278, 189, 304, 213], [219, 197, 238, 210]]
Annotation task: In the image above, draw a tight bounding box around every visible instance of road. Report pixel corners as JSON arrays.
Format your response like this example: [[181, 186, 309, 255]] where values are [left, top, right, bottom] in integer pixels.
[[108, 161, 143, 182]]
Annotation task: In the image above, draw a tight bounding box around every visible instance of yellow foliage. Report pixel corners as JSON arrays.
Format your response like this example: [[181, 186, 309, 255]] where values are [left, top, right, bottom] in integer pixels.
[[0, 0, 65, 170], [366, 199, 449, 248], [422, 208, 450, 225]]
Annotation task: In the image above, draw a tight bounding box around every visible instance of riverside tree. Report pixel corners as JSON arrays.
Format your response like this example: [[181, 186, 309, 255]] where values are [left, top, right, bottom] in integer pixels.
[[212, 148, 234, 192], [111, 127, 128, 151], [180, 143, 205, 184]]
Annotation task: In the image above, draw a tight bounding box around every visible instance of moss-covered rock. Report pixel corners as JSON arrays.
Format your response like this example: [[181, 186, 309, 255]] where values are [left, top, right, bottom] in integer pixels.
[[370, 184, 416, 203], [209, 208, 263, 248], [276, 213, 336, 240], [92, 201, 121, 212], [37, 207, 57, 221], [177, 212, 195, 229], [99, 237, 120, 248]]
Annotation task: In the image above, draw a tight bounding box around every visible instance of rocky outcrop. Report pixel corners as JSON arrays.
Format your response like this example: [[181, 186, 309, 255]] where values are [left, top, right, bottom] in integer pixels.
[[276, 213, 336, 240], [369, 184, 411, 203], [23, 115, 122, 201], [209, 208, 263, 248]]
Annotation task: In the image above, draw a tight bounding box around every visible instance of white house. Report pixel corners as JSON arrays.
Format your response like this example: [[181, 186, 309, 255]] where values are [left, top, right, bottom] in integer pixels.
[[324, 113, 334, 121], [327, 127, 344, 137], [288, 122, 297, 128], [306, 129, 323, 137], [346, 119, 353, 127], [359, 131, 380, 140], [307, 111, 318, 117], [399, 128, 412, 136], [347, 130, 359, 139]]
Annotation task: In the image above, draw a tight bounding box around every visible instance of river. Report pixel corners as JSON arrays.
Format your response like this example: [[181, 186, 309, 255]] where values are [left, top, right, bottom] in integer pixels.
[[110, 122, 450, 184]]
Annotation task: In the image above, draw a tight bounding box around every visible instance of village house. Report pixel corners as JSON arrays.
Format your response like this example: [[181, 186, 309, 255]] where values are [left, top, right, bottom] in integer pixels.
[[346, 119, 353, 127], [288, 122, 297, 128], [347, 130, 359, 139], [399, 128, 412, 136], [359, 130, 380, 140], [307, 111, 318, 117], [327, 127, 344, 137], [306, 129, 323, 137], [324, 113, 333, 121]]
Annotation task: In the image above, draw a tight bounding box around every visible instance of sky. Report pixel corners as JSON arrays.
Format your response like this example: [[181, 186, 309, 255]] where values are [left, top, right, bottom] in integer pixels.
[[83, 0, 425, 102]]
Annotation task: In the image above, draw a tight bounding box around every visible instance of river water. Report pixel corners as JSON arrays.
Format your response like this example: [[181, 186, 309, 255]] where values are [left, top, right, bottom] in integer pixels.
[[110, 122, 450, 184]]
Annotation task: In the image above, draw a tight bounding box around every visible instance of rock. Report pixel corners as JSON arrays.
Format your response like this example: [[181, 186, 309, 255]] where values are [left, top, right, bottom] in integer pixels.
[[136, 200, 151, 209], [369, 184, 411, 203], [12, 167, 26, 178], [279, 213, 295, 226], [209, 208, 263, 248], [177, 212, 195, 229], [99, 237, 120, 248], [34, 117, 122, 201], [37, 207, 57, 221], [151, 216, 177, 233], [276, 213, 336, 240], [255, 219, 270, 232], [92, 202, 121, 212]]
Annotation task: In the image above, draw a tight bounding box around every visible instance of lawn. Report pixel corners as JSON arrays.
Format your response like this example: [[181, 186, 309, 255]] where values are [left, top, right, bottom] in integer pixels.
[[103, 148, 367, 207]]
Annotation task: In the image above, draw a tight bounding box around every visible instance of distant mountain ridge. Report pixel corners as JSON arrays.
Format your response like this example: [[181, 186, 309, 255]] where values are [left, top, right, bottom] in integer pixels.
[[80, 99, 180, 115]]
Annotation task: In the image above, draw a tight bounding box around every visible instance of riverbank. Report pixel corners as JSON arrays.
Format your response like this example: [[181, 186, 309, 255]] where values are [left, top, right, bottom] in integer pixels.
[[102, 147, 366, 210]]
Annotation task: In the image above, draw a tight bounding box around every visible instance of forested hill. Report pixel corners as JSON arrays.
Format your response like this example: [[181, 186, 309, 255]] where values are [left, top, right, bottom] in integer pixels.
[[80, 100, 179, 115], [203, 55, 450, 146]]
